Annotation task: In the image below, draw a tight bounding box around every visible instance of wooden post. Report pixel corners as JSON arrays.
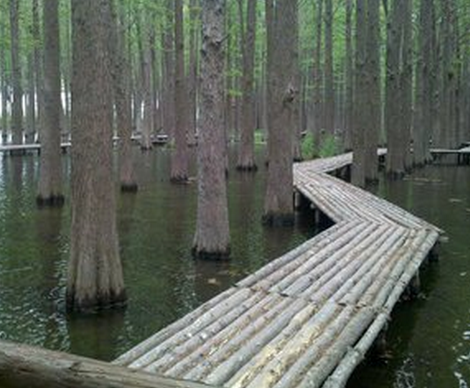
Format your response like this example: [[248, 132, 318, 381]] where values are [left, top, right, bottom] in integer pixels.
[[0, 340, 219, 388]]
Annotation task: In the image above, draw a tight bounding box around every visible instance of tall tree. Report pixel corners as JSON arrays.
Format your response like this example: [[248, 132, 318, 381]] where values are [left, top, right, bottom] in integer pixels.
[[343, 0, 353, 151], [236, 0, 257, 171], [67, 0, 126, 312], [162, 0, 175, 140], [323, 0, 334, 137], [291, 0, 302, 162], [263, 0, 296, 226], [364, 0, 381, 182], [140, 11, 154, 151], [171, 0, 189, 182], [32, 0, 43, 141], [193, 0, 230, 259], [37, 0, 63, 206], [312, 0, 323, 155], [9, 0, 23, 145], [111, 0, 137, 191], [187, 0, 199, 146]]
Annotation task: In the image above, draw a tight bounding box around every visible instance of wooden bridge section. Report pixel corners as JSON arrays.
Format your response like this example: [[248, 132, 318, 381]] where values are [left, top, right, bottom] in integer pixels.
[[115, 150, 442, 388]]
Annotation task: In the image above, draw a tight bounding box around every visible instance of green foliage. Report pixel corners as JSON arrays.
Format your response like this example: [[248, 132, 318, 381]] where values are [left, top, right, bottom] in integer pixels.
[[319, 134, 338, 158], [301, 132, 315, 160]]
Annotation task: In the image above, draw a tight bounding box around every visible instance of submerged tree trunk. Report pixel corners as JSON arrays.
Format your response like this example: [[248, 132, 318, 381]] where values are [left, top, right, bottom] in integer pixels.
[[68, 0, 126, 313], [9, 0, 23, 145], [263, 0, 296, 226], [37, 0, 63, 206], [236, 0, 257, 171], [171, 0, 189, 182], [111, 0, 137, 191], [193, 0, 230, 260]]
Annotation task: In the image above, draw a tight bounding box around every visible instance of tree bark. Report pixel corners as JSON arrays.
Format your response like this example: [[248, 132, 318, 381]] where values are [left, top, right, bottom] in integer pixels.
[[291, 0, 302, 162], [68, 0, 126, 313], [324, 0, 334, 137], [32, 0, 44, 141], [343, 0, 353, 151], [0, 18, 7, 137], [0, 340, 217, 388], [263, 0, 296, 226], [9, 0, 23, 145], [37, 0, 64, 206], [162, 0, 175, 141], [351, 0, 367, 188], [313, 0, 323, 155], [236, 0, 258, 171], [187, 0, 199, 146], [192, 0, 230, 260], [111, 0, 137, 191], [171, 0, 189, 183], [364, 0, 381, 183]]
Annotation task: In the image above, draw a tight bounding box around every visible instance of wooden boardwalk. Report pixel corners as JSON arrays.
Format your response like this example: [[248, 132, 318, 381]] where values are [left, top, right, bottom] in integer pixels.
[[114, 150, 442, 388], [430, 145, 470, 164]]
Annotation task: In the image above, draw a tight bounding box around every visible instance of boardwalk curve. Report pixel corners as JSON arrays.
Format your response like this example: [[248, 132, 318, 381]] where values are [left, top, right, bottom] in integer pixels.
[[115, 151, 442, 388]]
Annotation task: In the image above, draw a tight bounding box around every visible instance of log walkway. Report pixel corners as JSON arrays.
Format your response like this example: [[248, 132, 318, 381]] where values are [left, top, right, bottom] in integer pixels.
[[114, 150, 443, 388], [430, 144, 470, 164]]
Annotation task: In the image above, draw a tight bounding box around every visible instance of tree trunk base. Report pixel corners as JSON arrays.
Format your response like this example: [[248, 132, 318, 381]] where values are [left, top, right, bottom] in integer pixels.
[[262, 212, 295, 227], [170, 175, 189, 184], [120, 183, 138, 193], [236, 163, 258, 172], [140, 145, 153, 151], [36, 194, 65, 207], [66, 289, 127, 314], [191, 246, 231, 261], [293, 157, 304, 163], [386, 170, 406, 180]]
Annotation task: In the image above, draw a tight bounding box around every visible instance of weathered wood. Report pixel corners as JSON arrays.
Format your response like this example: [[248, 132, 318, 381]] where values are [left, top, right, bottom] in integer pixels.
[[0, 340, 218, 388]]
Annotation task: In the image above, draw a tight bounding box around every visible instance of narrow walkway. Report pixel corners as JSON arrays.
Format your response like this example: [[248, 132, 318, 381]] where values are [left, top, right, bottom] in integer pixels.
[[115, 151, 442, 388]]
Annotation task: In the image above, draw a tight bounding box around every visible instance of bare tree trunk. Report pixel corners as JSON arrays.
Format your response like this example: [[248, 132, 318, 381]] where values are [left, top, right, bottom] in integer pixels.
[[9, 0, 23, 146], [263, 0, 296, 226], [236, 0, 258, 171], [313, 0, 323, 155], [343, 0, 353, 151], [352, 0, 367, 187], [187, 0, 199, 146], [0, 20, 7, 137], [141, 26, 154, 151], [68, 0, 126, 313], [364, 0, 381, 183], [111, 0, 137, 191], [193, 0, 230, 260], [162, 0, 175, 140], [324, 0, 334, 137], [291, 0, 302, 162], [26, 53, 36, 144], [37, 0, 63, 206], [171, 0, 189, 182]]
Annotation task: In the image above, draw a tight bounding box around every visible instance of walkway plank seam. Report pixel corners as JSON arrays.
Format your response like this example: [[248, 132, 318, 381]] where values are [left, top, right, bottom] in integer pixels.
[[115, 150, 442, 388]]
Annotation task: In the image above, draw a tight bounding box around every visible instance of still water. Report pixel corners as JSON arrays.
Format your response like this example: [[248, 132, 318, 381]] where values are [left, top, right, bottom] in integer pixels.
[[0, 148, 468, 388]]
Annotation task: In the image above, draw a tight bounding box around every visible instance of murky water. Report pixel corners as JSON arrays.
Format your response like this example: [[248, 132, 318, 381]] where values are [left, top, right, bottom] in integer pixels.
[[0, 149, 468, 388], [0, 147, 317, 361], [348, 164, 470, 388]]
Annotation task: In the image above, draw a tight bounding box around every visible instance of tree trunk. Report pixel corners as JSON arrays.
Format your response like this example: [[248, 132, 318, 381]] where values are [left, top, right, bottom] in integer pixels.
[[0, 340, 215, 388], [37, 0, 64, 206], [193, 0, 230, 260], [9, 0, 23, 145], [0, 19, 7, 137], [68, 0, 126, 313], [352, 0, 367, 187], [32, 0, 44, 142], [187, 0, 199, 146], [343, 0, 353, 151], [111, 0, 137, 191], [171, 0, 189, 182], [263, 0, 296, 226], [141, 27, 154, 151], [291, 0, 302, 162], [313, 0, 323, 155], [236, 0, 258, 171], [26, 53, 36, 144], [324, 0, 334, 137], [364, 0, 381, 183], [162, 0, 175, 140]]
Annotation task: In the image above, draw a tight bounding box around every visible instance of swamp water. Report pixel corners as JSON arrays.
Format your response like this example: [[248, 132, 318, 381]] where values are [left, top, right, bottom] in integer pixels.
[[0, 148, 468, 388]]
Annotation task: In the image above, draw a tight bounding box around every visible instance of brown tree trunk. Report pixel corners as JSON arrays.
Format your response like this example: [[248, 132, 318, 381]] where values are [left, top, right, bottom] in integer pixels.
[[0, 19, 7, 137], [291, 0, 302, 162], [141, 26, 154, 151], [171, 0, 189, 182], [68, 0, 126, 313], [37, 0, 64, 206], [193, 0, 230, 260], [236, 0, 258, 171], [162, 0, 175, 140], [324, 0, 334, 137], [313, 0, 323, 155], [263, 0, 296, 226], [111, 0, 137, 191], [343, 0, 353, 151], [187, 0, 199, 146], [352, 0, 367, 187], [32, 0, 44, 142], [364, 0, 381, 183], [9, 0, 23, 145], [26, 53, 36, 144]]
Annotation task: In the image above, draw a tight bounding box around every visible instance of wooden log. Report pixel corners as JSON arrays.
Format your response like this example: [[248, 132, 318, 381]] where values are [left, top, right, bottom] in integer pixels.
[[0, 340, 218, 388]]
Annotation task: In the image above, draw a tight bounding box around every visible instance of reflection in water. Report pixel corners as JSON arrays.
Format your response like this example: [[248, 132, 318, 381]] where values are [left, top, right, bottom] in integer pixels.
[[0, 152, 468, 387]]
